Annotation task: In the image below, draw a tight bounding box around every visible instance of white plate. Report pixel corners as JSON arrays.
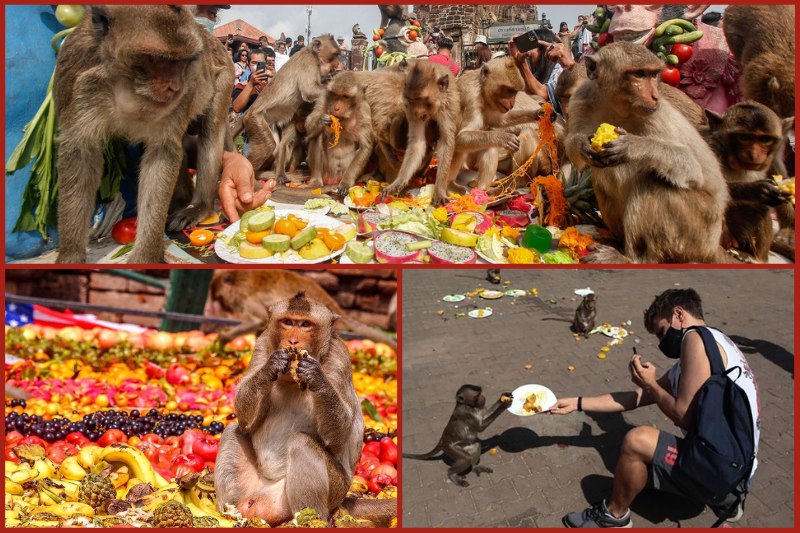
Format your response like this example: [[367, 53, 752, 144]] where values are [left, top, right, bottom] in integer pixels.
[[574, 287, 595, 297], [215, 209, 346, 264], [343, 196, 375, 211], [505, 289, 526, 297], [480, 290, 504, 299], [442, 294, 466, 302], [508, 384, 557, 416], [338, 241, 376, 264], [468, 307, 493, 318], [474, 249, 506, 265]]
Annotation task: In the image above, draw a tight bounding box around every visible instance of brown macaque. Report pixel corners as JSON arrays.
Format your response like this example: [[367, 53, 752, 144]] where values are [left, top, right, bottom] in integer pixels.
[[724, 5, 795, 119], [378, 4, 406, 28], [54, 5, 233, 263], [214, 293, 396, 526], [382, 60, 460, 205], [705, 101, 795, 262], [403, 385, 513, 487], [207, 270, 397, 349], [243, 34, 341, 176], [450, 57, 545, 190], [564, 42, 729, 264], [273, 103, 315, 183], [572, 293, 597, 338], [305, 72, 374, 196]]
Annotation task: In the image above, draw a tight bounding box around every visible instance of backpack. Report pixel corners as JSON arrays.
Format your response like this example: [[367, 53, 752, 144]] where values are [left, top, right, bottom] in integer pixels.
[[676, 326, 756, 515]]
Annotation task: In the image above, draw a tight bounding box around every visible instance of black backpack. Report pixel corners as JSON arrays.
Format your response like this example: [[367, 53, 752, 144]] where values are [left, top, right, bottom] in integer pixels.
[[676, 326, 756, 521]]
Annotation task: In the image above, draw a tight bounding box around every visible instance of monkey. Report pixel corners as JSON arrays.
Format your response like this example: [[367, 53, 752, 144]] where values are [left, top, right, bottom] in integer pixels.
[[207, 270, 397, 349], [573, 293, 597, 338], [380, 60, 460, 205], [403, 385, 513, 487], [214, 293, 396, 526], [242, 34, 341, 176], [273, 102, 315, 184], [53, 5, 233, 264], [352, 24, 367, 40], [448, 57, 547, 191], [304, 71, 374, 196], [564, 42, 729, 264], [723, 5, 795, 120], [378, 5, 406, 28], [378, 5, 409, 53], [704, 101, 795, 262]]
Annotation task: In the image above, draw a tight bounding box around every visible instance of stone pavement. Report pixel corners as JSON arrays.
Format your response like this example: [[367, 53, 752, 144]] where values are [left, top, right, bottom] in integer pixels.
[[401, 269, 794, 528]]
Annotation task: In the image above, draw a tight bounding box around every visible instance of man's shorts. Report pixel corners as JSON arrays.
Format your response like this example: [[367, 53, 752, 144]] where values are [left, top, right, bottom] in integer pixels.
[[649, 431, 710, 503]]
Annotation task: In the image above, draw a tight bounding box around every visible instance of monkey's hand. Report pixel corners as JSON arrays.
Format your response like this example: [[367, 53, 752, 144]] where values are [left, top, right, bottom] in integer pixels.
[[582, 132, 630, 168], [492, 132, 521, 153], [265, 349, 292, 381], [321, 115, 333, 128], [295, 356, 327, 392], [752, 179, 792, 207], [499, 392, 514, 406]]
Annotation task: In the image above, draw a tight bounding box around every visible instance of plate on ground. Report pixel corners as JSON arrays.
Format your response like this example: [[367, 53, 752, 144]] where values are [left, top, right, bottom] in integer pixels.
[[480, 289, 504, 299], [468, 307, 493, 318], [443, 294, 466, 302], [508, 384, 557, 416], [215, 209, 346, 264], [338, 241, 376, 265], [505, 289, 526, 297], [574, 287, 594, 297]]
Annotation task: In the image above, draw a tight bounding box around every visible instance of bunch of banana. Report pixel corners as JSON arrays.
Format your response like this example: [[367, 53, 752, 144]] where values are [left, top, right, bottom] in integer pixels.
[[179, 471, 240, 527], [98, 443, 170, 489], [60, 455, 89, 481], [131, 482, 185, 511], [6, 457, 58, 484]]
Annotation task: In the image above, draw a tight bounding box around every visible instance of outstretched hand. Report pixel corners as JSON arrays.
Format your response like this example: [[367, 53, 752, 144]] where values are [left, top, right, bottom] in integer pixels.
[[549, 397, 578, 415], [219, 152, 275, 222]]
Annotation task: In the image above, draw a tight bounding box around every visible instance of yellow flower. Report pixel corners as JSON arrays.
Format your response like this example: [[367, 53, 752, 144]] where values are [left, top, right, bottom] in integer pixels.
[[432, 207, 449, 223]]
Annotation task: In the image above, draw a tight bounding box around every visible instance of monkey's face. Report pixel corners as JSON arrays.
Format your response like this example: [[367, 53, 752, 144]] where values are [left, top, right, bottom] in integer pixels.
[[314, 37, 342, 77], [622, 66, 661, 117], [277, 315, 318, 352], [328, 87, 356, 119], [727, 132, 779, 172], [457, 386, 486, 409]]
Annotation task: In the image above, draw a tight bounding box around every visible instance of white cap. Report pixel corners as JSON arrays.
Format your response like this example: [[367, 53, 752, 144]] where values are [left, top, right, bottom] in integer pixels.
[[491, 51, 507, 59], [474, 34, 488, 45]]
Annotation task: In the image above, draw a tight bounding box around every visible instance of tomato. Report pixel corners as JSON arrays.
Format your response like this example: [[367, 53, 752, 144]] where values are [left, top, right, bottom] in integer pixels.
[[372, 34, 380, 41], [379, 437, 398, 465], [138, 442, 160, 463], [112, 217, 137, 245], [408, 30, 418, 41], [411, 20, 421, 28], [597, 32, 613, 47], [375, 46, 384, 58], [5, 447, 21, 463], [55, 5, 85, 27], [661, 66, 680, 86], [163, 436, 181, 448], [362, 441, 381, 457], [19, 435, 47, 447], [5, 430, 24, 447], [189, 229, 215, 247], [97, 429, 127, 447], [66, 432, 92, 447], [372, 463, 397, 479], [172, 453, 206, 474], [157, 445, 181, 466], [46, 441, 79, 464], [355, 454, 380, 478], [367, 473, 394, 494], [191, 436, 220, 462], [274, 219, 299, 237], [671, 43, 693, 64], [179, 428, 205, 455], [141, 433, 163, 445]]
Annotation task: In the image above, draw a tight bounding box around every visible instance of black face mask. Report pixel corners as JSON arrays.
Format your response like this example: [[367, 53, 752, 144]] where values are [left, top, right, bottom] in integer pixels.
[[658, 327, 684, 359]]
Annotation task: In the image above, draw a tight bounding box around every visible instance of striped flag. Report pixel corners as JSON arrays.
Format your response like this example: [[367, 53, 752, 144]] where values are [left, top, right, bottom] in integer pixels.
[[5, 302, 147, 333]]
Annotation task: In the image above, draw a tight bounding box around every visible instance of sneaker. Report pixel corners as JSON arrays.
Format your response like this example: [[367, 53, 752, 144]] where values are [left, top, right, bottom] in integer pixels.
[[562, 500, 633, 528], [712, 497, 744, 523]]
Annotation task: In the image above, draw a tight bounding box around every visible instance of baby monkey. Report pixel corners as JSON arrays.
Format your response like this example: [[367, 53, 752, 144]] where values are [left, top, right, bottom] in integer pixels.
[[403, 384, 512, 487]]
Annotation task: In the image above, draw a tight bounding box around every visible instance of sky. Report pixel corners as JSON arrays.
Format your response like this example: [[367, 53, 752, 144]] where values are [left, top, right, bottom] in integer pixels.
[[222, 4, 728, 44]]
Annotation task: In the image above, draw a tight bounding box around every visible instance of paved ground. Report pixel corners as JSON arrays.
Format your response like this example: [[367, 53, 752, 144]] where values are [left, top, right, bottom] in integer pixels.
[[401, 268, 794, 528]]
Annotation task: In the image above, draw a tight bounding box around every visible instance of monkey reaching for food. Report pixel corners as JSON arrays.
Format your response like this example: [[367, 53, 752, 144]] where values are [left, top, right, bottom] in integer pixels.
[[403, 385, 513, 487], [214, 293, 395, 525], [54, 5, 233, 263], [305, 71, 374, 196], [704, 101, 795, 262], [564, 42, 729, 264]]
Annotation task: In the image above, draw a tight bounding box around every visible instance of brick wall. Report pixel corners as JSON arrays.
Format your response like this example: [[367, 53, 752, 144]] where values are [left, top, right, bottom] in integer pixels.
[[5, 269, 397, 331]]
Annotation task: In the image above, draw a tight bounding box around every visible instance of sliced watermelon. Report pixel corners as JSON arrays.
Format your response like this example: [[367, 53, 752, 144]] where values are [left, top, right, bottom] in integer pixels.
[[428, 240, 478, 264], [374, 231, 423, 263]]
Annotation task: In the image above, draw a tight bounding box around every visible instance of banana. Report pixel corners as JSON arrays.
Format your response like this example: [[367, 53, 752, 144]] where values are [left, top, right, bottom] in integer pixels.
[[186, 473, 218, 514], [77, 445, 104, 470], [57, 478, 82, 501], [109, 465, 131, 488], [126, 477, 146, 491], [99, 444, 156, 486], [185, 501, 239, 528], [6, 459, 24, 472], [137, 484, 184, 511], [5, 519, 22, 527], [152, 467, 171, 489], [32, 458, 58, 479], [34, 502, 95, 517], [9, 464, 38, 484], [5, 476, 25, 495], [59, 455, 88, 481]]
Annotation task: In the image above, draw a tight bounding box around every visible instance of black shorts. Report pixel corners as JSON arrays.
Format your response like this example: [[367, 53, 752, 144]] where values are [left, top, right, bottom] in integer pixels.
[[649, 431, 710, 503]]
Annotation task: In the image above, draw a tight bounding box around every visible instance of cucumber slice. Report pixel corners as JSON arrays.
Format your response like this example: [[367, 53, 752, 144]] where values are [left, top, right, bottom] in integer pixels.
[[290, 226, 318, 250], [247, 210, 276, 232], [239, 210, 257, 232], [406, 240, 432, 251], [239, 241, 274, 259], [345, 241, 375, 264], [262, 234, 291, 252]]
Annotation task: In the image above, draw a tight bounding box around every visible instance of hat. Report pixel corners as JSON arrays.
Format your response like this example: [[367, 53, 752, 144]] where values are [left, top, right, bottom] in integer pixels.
[[337, 36, 345, 41], [474, 35, 488, 46], [491, 51, 507, 59]]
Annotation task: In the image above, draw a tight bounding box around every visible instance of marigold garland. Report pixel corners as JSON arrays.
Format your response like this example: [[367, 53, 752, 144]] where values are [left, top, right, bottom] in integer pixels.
[[558, 226, 595, 260], [533, 175, 569, 228], [327, 115, 342, 148]]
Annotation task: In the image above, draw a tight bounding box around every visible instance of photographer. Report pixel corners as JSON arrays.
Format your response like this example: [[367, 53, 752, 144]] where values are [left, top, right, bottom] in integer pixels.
[[508, 32, 575, 116], [231, 47, 274, 113]]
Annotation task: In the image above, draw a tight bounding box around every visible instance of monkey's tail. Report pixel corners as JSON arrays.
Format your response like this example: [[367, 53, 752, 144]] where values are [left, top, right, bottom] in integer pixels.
[[402, 445, 442, 460], [340, 497, 396, 528], [340, 316, 397, 350], [540, 317, 572, 323]]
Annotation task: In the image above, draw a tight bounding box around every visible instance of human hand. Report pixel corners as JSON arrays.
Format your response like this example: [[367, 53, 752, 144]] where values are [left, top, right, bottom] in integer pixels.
[[218, 152, 275, 222], [549, 397, 578, 415], [629, 354, 657, 389]]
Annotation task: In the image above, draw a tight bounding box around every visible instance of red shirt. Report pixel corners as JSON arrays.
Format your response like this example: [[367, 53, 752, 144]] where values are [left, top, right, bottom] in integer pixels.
[[427, 54, 460, 77]]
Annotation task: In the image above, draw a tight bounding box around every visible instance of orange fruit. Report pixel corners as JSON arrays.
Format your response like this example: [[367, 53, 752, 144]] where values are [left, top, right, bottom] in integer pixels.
[[245, 230, 271, 244], [322, 233, 345, 251], [287, 214, 308, 229], [274, 219, 299, 237], [188, 229, 215, 246]]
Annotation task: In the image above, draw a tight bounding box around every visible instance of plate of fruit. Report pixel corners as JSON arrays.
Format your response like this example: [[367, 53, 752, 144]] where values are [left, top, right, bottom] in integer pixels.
[[344, 182, 387, 210], [508, 384, 557, 416], [215, 207, 354, 264]]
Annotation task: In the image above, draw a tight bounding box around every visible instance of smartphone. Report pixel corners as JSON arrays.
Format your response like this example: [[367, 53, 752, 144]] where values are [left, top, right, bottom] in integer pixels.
[[513, 30, 540, 53], [256, 61, 267, 74]]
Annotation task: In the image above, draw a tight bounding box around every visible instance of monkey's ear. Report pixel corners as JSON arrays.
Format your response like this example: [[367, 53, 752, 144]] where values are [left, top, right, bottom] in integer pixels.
[[704, 109, 724, 131], [397, 59, 410, 72], [90, 5, 110, 38], [480, 64, 490, 82], [781, 117, 795, 135], [684, 5, 710, 20], [585, 55, 599, 80], [312, 38, 322, 54], [329, 314, 341, 328], [437, 74, 450, 92]]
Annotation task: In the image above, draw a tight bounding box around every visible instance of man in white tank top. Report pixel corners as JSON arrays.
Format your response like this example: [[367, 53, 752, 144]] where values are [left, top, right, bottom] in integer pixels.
[[553, 288, 761, 528]]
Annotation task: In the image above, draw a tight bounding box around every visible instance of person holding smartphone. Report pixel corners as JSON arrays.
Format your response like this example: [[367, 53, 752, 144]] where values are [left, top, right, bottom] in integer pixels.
[[231, 48, 274, 113], [508, 31, 575, 116]]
